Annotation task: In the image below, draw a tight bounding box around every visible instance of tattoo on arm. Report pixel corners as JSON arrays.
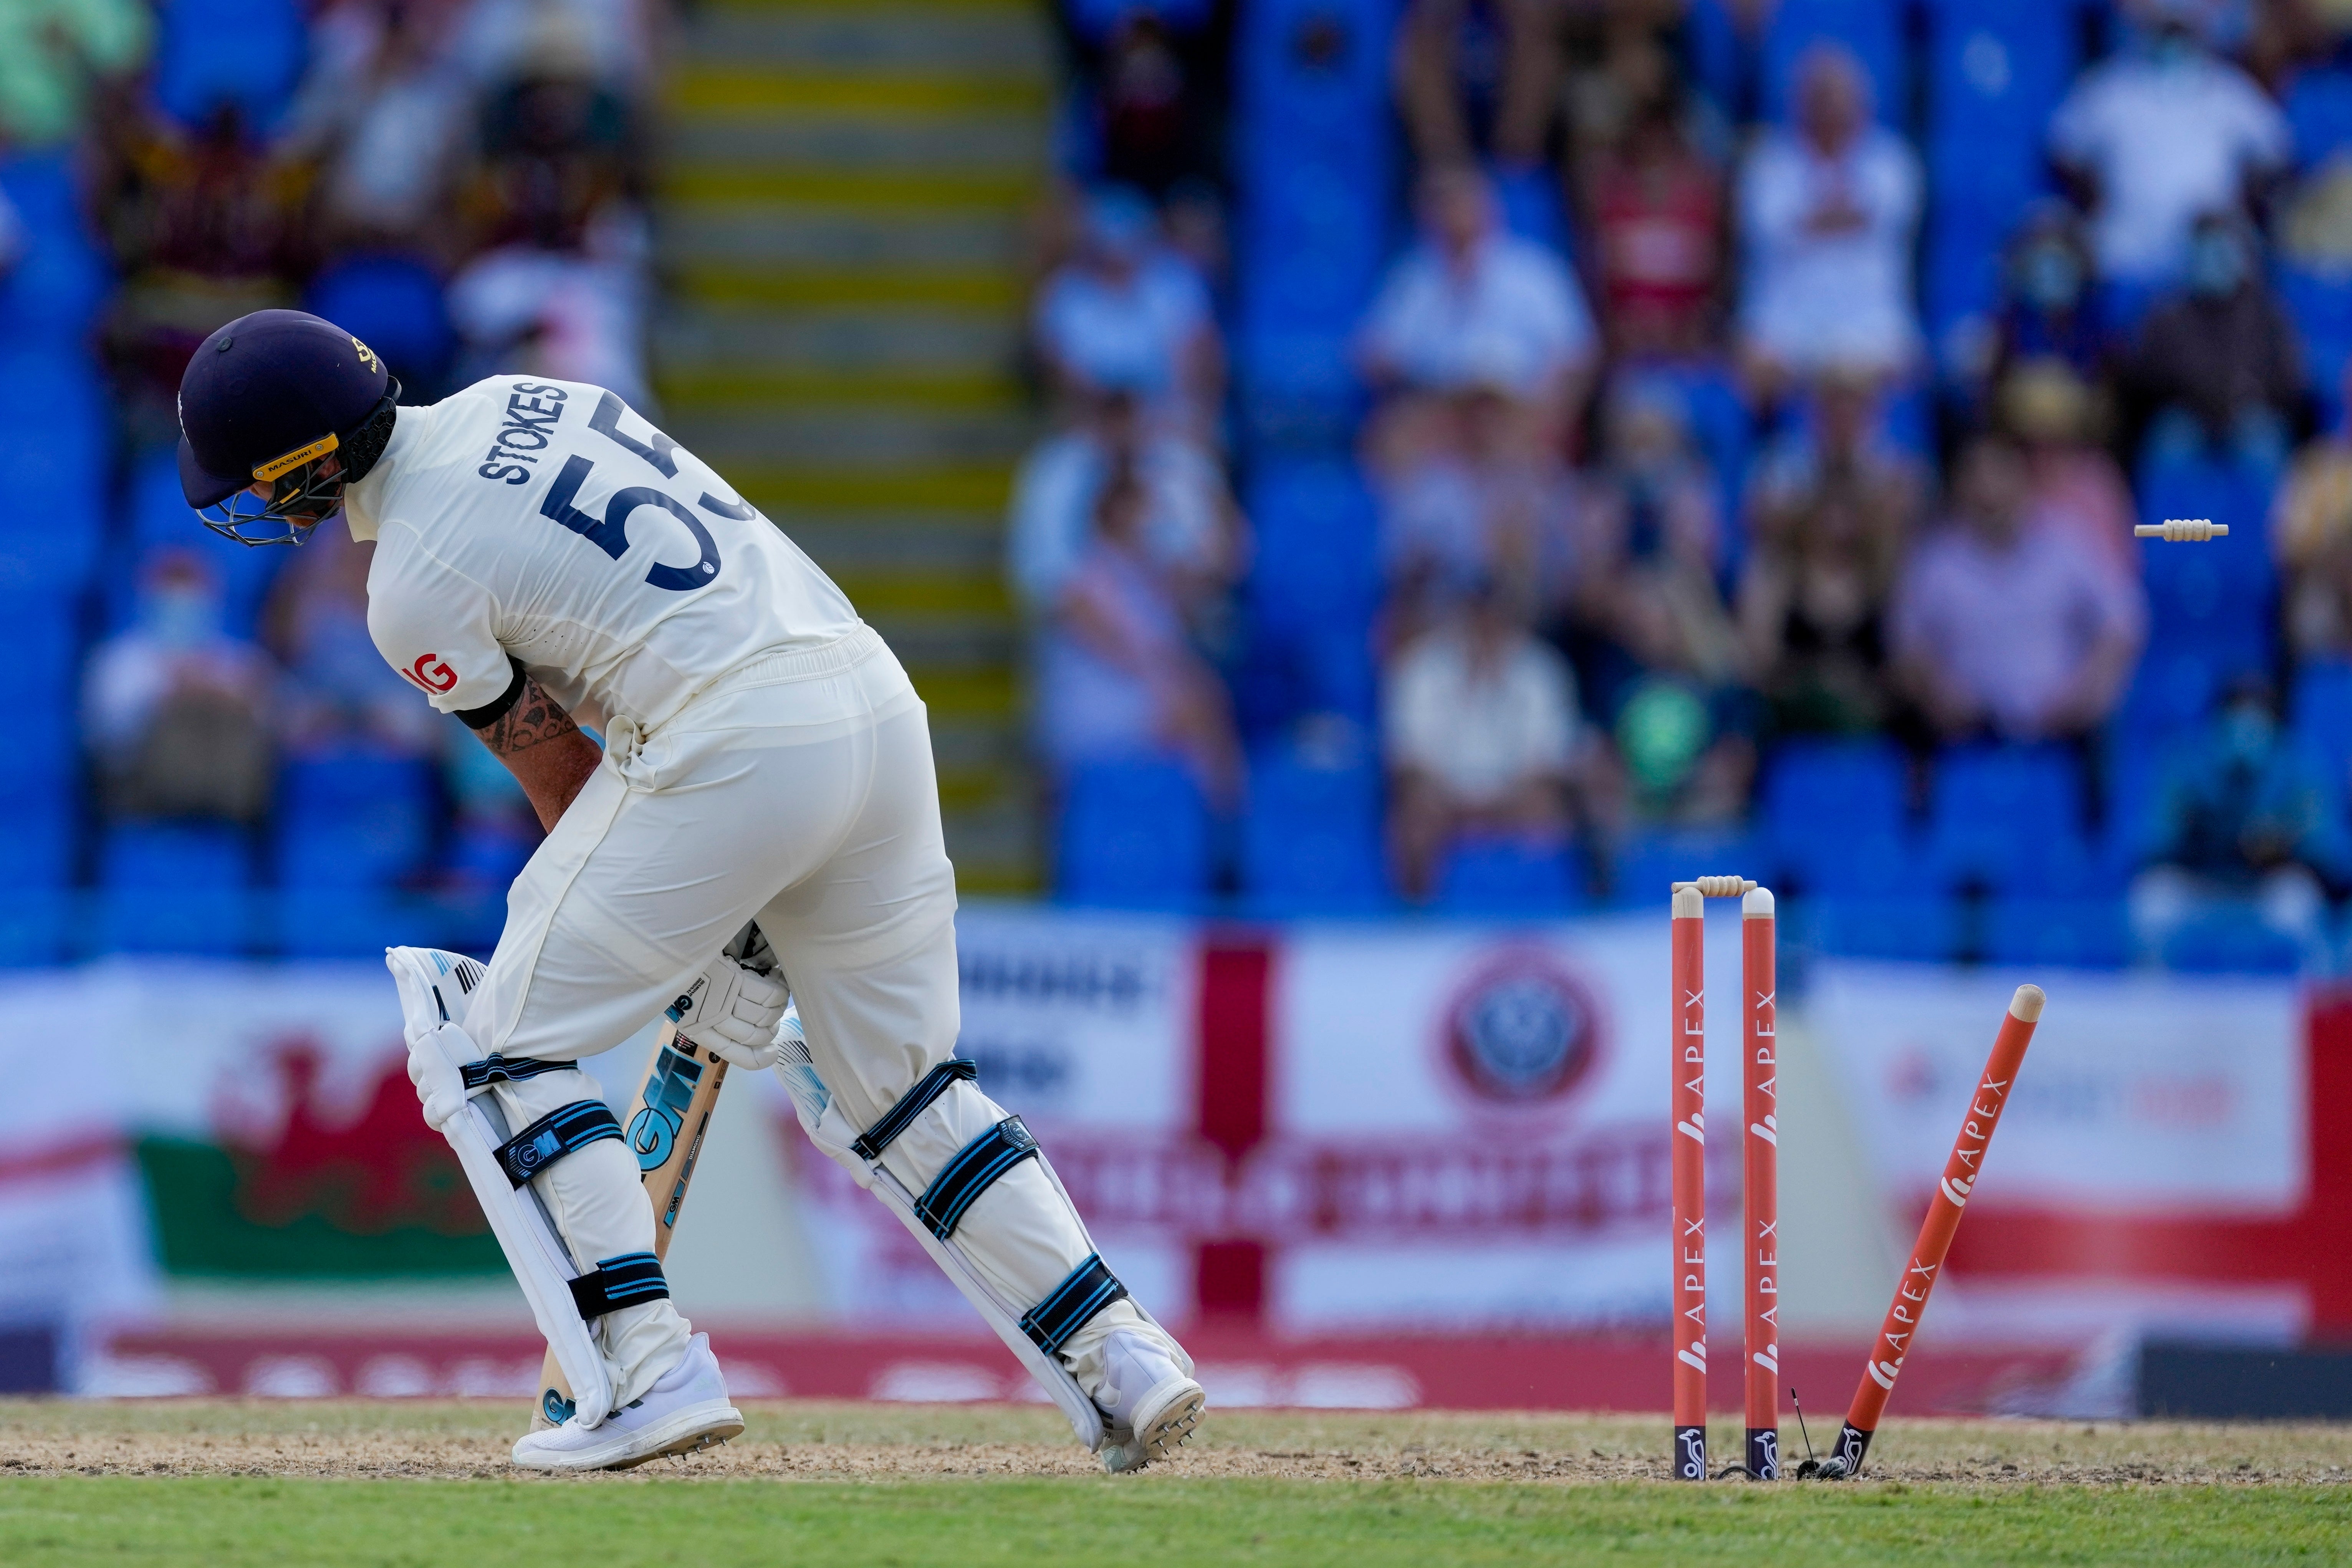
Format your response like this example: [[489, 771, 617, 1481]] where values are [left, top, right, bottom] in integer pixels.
[[478, 679, 581, 758], [469, 677, 603, 831]]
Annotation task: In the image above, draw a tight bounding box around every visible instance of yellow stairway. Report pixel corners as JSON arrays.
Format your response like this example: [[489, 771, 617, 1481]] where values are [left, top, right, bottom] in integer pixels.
[[656, 0, 1053, 890]]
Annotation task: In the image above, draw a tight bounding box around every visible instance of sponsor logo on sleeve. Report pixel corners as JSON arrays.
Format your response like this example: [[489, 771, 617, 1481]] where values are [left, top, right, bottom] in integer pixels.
[[401, 654, 458, 694]]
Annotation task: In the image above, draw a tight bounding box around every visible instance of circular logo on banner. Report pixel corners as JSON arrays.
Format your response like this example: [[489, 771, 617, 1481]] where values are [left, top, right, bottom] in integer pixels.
[[1442, 951, 1605, 1106]]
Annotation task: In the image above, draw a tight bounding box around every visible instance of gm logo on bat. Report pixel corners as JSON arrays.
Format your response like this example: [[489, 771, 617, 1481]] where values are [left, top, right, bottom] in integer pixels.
[[629, 1041, 705, 1171]]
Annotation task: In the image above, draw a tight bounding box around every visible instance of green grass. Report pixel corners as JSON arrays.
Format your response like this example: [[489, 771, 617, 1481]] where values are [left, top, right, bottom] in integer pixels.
[[1, 1474, 2348, 1566], [3, 1401, 2348, 1565]]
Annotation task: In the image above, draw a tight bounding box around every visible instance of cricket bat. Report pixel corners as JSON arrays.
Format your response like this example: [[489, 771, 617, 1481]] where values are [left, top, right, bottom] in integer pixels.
[[528, 925, 762, 1431]]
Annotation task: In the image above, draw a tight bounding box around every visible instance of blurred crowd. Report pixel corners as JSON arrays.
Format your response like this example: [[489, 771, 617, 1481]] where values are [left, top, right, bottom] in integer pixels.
[[0, 0, 662, 953], [15, 0, 2352, 967], [1022, 0, 2352, 964]]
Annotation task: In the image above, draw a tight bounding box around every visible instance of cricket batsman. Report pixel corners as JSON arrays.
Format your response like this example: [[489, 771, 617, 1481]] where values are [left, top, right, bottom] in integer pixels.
[[174, 310, 1205, 1472]]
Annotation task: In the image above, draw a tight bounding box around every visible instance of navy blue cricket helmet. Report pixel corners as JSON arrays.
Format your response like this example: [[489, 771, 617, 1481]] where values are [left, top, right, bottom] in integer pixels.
[[176, 309, 401, 546]]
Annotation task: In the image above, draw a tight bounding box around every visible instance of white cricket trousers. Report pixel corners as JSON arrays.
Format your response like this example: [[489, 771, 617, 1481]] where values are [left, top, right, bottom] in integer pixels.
[[472, 624, 1148, 1406]]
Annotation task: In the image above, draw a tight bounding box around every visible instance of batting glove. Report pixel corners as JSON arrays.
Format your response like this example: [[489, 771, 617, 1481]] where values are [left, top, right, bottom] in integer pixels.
[[406, 1020, 475, 1134], [669, 951, 790, 1068]]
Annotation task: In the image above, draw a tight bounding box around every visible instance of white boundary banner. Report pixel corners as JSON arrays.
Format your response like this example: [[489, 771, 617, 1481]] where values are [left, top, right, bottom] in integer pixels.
[[1811, 962, 2304, 1215], [0, 923, 2319, 1353], [1267, 916, 1682, 1330], [787, 905, 1200, 1326]]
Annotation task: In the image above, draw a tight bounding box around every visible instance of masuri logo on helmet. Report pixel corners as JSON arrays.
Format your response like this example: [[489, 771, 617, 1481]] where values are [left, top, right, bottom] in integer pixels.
[[175, 310, 401, 548]]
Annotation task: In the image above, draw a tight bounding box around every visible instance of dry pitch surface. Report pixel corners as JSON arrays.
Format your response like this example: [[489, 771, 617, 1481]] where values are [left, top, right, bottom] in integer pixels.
[[0, 1399, 2349, 1485], [3, 1401, 2350, 1566]]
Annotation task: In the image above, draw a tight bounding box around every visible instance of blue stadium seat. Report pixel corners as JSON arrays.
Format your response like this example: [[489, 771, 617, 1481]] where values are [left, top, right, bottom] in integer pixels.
[[1233, 329, 1368, 451], [0, 598, 80, 898], [1232, 623, 1377, 740], [1922, 0, 2076, 209], [1234, 155, 1392, 338], [304, 256, 456, 396], [276, 752, 437, 969], [0, 793, 74, 893], [2292, 658, 2352, 789], [1235, 0, 1402, 146], [1231, 152, 1389, 438], [1646, 363, 1751, 546], [1608, 826, 1763, 908], [2114, 647, 2222, 744], [2134, 452, 2278, 672], [1233, 0, 1401, 434], [0, 152, 111, 347], [1235, 458, 1380, 732], [1432, 835, 1584, 917], [1981, 897, 2132, 968], [0, 887, 66, 966], [279, 889, 410, 959], [119, 455, 288, 638], [1244, 457, 1381, 636], [2277, 265, 2352, 424], [1063, 0, 1215, 43], [0, 587, 78, 700], [1923, 743, 2093, 894], [1797, 894, 1958, 961], [1761, 737, 1913, 895], [1682, 0, 1745, 119], [152, 0, 308, 134], [1921, 199, 2014, 353], [98, 823, 252, 956], [2286, 66, 2352, 167], [1241, 752, 1390, 914], [1056, 760, 1212, 907], [2098, 727, 2174, 878], [2161, 910, 2304, 975], [0, 350, 108, 588], [1770, 378, 1930, 460], [446, 816, 537, 893], [275, 751, 436, 892], [1490, 159, 1569, 253], [1758, 0, 1904, 124], [2098, 275, 2168, 337]]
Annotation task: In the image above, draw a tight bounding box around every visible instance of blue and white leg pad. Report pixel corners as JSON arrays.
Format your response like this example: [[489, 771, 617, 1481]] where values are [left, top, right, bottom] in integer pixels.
[[495, 1100, 624, 1186], [776, 1031, 1134, 1452], [389, 945, 654, 1430], [566, 1251, 671, 1318]]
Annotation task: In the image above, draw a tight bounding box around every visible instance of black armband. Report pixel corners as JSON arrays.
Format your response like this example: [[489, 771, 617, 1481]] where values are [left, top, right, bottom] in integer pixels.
[[457, 656, 529, 730]]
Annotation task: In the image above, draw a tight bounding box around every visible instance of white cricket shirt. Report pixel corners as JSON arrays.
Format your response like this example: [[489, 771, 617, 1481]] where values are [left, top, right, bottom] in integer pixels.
[[342, 376, 860, 731]]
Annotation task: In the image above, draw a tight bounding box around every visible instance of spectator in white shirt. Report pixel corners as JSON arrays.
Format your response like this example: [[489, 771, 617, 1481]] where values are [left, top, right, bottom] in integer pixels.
[[1357, 164, 1598, 427], [284, 0, 475, 256], [447, 235, 651, 410], [262, 518, 442, 758], [2047, 0, 2290, 291], [1736, 42, 1923, 394], [1005, 387, 1242, 614], [454, 0, 657, 97], [1033, 186, 1223, 436], [1036, 462, 1241, 800], [1384, 576, 1584, 900], [84, 549, 277, 825], [1371, 379, 1573, 647], [1891, 435, 2147, 743]]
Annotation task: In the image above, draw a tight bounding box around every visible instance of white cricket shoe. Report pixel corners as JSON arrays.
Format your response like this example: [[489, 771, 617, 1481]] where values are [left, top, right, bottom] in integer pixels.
[[510, 1333, 743, 1472], [1094, 1328, 1205, 1474]]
